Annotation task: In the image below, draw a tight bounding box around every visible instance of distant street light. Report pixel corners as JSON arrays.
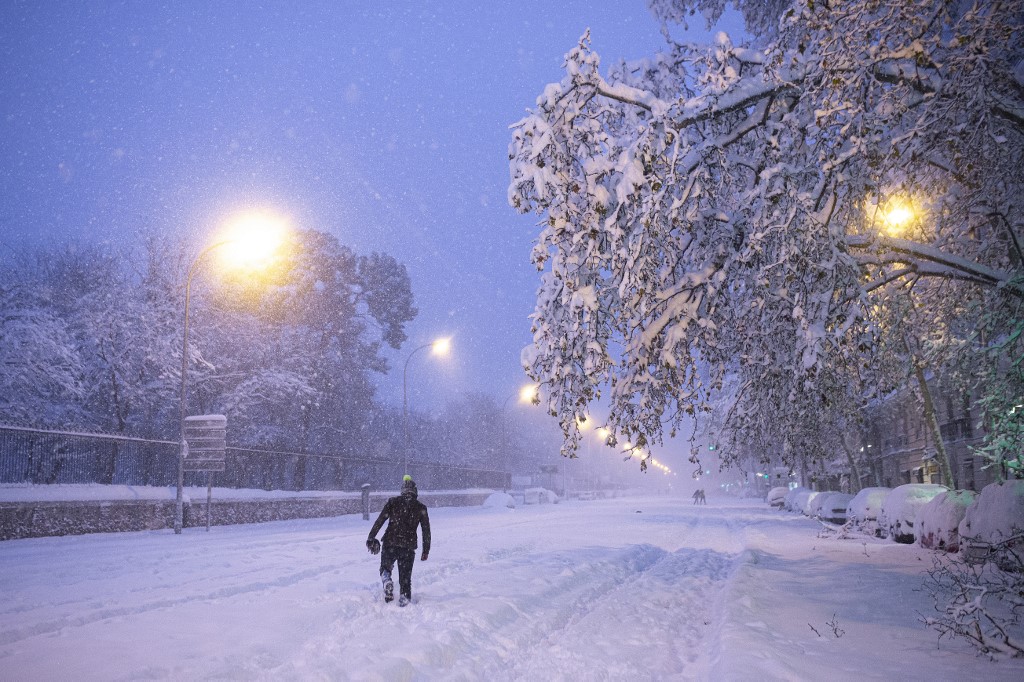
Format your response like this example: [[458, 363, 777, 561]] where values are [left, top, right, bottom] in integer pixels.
[[402, 337, 451, 475], [499, 383, 539, 487], [175, 210, 288, 534]]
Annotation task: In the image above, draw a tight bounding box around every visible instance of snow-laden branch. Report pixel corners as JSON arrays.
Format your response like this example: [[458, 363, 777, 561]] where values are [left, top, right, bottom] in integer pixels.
[[848, 235, 1023, 297]]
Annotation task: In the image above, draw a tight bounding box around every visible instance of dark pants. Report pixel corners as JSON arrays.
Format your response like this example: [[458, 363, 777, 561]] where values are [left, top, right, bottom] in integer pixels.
[[379, 545, 416, 599]]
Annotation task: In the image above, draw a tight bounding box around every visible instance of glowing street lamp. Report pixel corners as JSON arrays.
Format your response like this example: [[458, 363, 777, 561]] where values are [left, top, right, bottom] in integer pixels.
[[498, 383, 539, 487], [871, 195, 920, 237], [519, 383, 539, 404], [175, 209, 289, 534], [402, 336, 451, 475]]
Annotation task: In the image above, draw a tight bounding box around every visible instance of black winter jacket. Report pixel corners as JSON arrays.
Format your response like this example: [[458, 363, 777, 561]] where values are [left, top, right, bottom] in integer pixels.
[[368, 491, 431, 552]]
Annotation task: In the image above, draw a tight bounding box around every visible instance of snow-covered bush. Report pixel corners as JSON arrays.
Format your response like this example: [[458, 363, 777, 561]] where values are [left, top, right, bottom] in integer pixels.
[[922, 482, 1024, 658], [483, 492, 516, 509], [923, 538, 1024, 658], [766, 486, 789, 508], [958, 480, 1024, 549], [917, 490, 977, 552], [846, 487, 892, 535], [817, 493, 855, 524], [881, 484, 948, 543]]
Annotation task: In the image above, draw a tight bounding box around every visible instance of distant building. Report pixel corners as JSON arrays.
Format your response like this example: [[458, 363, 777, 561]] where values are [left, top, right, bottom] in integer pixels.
[[859, 376, 995, 492]]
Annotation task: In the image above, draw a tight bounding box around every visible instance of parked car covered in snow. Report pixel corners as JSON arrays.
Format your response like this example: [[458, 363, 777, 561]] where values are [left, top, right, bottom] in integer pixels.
[[793, 489, 823, 516], [766, 486, 789, 508], [524, 487, 559, 505], [880, 484, 948, 543], [846, 487, 892, 536], [808, 491, 839, 518], [816, 492, 855, 524], [916, 490, 977, 552], [783, 487, 809, 512], [958, 480, 1024, 563]]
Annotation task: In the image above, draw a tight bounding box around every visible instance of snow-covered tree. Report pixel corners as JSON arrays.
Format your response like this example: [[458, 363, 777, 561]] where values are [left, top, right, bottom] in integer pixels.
[[0, 282, 85, 425], [190, 228, 417, 470], [509, 0, 1023, 469]]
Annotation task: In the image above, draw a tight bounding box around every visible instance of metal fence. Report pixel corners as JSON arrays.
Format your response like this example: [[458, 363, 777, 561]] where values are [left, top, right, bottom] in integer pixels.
[[0, 425, 510, 492]]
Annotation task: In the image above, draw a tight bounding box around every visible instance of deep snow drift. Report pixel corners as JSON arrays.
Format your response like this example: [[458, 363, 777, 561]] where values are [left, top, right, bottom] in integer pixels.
[[1, 495, 1020, 680]]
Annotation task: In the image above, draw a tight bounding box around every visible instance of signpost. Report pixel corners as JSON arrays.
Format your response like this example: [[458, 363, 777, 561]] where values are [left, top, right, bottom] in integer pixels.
[[183, 415, 226, 531]]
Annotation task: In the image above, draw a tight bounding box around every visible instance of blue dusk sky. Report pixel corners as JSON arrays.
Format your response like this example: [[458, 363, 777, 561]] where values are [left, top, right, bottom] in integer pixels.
[[0, 1, 737, 415]]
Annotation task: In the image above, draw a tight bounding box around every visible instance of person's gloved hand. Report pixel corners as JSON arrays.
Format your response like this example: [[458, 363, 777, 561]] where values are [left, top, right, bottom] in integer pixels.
[[367, 538, 381, 555], [421, 550, 428, 561]]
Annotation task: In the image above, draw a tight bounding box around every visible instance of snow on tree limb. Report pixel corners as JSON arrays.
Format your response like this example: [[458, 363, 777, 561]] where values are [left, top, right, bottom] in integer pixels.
[[510, 0, 1024, 468]]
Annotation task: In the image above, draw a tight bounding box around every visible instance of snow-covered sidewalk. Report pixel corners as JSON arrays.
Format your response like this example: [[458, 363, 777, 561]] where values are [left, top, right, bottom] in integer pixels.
[[0, 495, 1019, 680]]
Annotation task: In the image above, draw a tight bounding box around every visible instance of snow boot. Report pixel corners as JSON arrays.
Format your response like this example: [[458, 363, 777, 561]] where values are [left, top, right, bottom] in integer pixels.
[[381, 574, 394, 603], [398, 594, 410, 607]]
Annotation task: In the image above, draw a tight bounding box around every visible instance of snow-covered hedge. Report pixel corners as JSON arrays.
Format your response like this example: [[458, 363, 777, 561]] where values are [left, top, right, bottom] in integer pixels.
[[881, 484, 948, 543], [916, 490, 977, 552], [958, 480, 1024, 546], [766, 486, 789, 508]]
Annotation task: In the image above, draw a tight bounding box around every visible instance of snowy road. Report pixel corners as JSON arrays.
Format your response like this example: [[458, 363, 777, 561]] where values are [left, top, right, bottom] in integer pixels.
[[1, 495, 1020, 680]]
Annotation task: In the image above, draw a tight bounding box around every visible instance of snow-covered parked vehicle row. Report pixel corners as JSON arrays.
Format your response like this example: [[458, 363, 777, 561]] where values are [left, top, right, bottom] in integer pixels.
[[880, 484, 948, 543], [774, 487, 851, 524], [764, 479, 1024, 564]]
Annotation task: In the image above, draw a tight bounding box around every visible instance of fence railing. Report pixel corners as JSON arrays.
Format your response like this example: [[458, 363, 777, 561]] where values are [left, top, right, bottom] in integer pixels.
[[0, 425, 509, 492]]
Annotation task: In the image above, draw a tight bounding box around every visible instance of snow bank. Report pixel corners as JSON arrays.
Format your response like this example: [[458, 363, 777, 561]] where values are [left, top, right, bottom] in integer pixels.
[[881, 484, 948, 543], [958, 480, 1024, 545], [0, 483, 361, 503], [483, 492, 516, 509], [917, 490, 976, 552]]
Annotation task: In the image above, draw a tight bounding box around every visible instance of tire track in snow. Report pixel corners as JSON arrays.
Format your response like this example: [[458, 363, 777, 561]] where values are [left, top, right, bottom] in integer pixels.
[[0, 562, 343, 646]]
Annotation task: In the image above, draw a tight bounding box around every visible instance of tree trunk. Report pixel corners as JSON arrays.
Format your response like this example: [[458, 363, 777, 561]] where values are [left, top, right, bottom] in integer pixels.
[[912, 362, 957, 488], [840, 438, 862, 494]]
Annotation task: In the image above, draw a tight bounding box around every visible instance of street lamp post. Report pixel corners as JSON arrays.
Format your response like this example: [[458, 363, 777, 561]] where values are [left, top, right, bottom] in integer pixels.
[[174, 211, 287, 534], [175, 242, 226, 534], [498, 384, 538, 489], [401, 337, 450, 476]]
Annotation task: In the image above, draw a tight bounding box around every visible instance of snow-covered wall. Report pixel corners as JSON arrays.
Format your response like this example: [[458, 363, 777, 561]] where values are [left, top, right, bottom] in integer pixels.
[[0, 490, 493, 541]]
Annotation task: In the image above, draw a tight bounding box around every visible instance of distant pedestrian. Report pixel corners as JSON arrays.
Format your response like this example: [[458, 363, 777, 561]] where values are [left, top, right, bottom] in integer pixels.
[[692, 489, 701, 505], [366, 475, 431, 606], [698, 488, 707, 505]]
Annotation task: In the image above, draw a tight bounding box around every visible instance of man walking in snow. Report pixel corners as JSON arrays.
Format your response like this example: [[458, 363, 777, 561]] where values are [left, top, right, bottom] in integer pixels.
[[366, 475, 431, 606]]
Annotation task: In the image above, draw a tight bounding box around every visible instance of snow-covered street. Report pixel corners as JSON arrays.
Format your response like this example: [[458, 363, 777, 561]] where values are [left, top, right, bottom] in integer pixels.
[[1, 494, 1020, 680]]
